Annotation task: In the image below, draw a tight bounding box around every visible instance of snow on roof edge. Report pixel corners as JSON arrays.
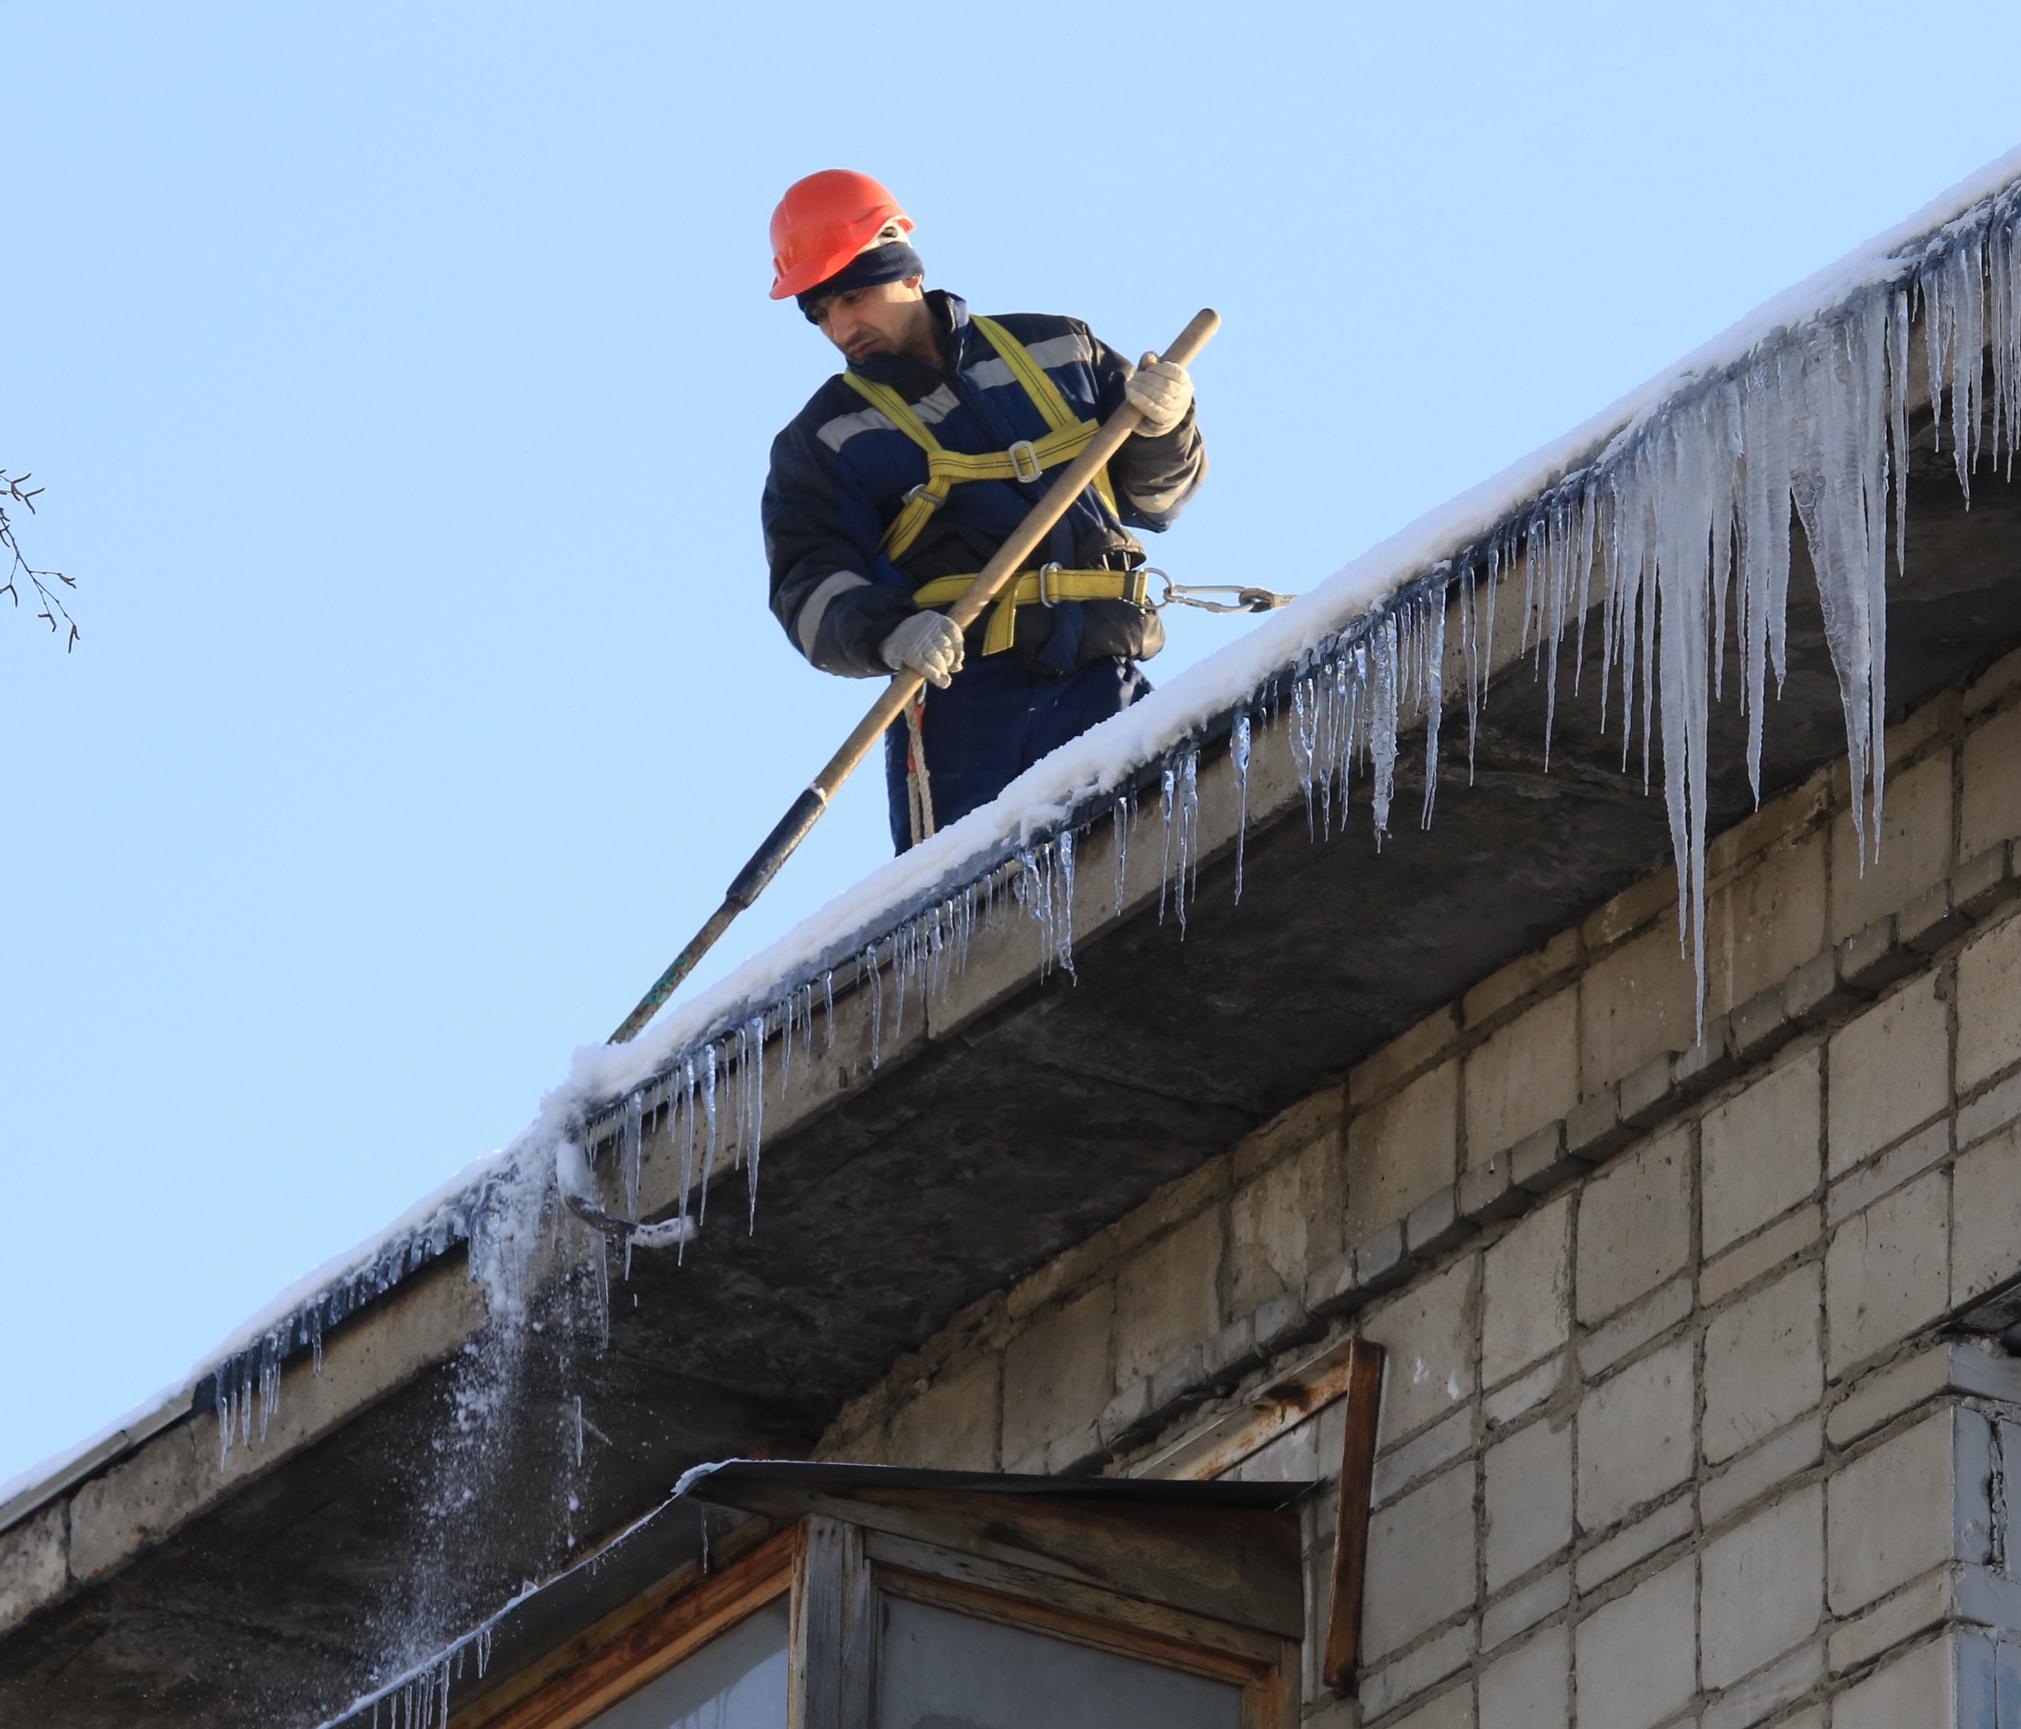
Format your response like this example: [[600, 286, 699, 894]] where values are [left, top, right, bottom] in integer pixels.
[[564, 137, 2021, 1111], [0, 1147, 510, 1532], [7, 140, 2018, 1539]]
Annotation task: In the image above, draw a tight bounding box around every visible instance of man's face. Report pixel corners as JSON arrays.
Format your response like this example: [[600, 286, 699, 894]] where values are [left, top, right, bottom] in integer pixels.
[[812, 278, 935, 365]]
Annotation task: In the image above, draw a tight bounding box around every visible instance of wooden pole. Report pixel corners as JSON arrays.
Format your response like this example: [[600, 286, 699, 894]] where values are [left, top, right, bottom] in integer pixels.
[[607, 307, 1221, 1045], [1322, 1340, 1386, 1693]]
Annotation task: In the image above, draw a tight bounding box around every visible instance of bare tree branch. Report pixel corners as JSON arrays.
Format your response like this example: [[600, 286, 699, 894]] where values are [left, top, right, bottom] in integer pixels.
[[0, 471, 79, 651]]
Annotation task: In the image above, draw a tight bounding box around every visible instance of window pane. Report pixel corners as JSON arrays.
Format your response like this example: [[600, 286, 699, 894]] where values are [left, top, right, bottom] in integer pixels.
[[875, 1595, 1244, 1729], [589, 1595, 790, 1729]]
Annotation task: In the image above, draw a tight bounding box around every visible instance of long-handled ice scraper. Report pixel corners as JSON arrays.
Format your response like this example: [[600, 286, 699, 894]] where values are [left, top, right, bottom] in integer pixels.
[[607, 307, 1221, 1047]]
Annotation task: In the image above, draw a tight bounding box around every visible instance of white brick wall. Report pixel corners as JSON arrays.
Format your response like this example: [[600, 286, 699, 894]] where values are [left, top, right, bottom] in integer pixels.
[[1702, 1265, 1822, 1464], [1575, 1130, 1692, 1324], [1577, 1337, 1695, 1530], [829, 673, 2021, 1729], [1701, 1046, 1820, 1257], [1825, 1409, 1964, 1616], [1699, 1486, 1823, 1689], [1574, 1558, 1696, 1729], [1826, 976, 1949, 1176], [1481, 1197, 1570, 1389]]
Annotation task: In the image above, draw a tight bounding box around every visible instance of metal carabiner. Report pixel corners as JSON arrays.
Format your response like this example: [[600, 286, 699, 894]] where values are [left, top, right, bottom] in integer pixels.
[[1148, 567, 1298, 615]]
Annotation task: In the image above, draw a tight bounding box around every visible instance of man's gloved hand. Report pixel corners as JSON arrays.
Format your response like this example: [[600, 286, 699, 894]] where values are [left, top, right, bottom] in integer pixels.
[[1126, 350, 1193, 437], [879, 611, 966, 688]]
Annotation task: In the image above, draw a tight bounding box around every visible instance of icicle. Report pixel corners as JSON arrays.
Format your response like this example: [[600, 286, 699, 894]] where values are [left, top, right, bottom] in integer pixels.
[[733, 1025, 750, 1172], [1739, 351, 1789, 800], [891, 923, 911, 1041], [1460, 560, 1480, 783], [744, 1014, 765, 1232], [864, 943, 883, 1068], [1570, 482, 1598, 695], [1054, 831, 1077, 977], [675, 1055, 697, 1259], [1314, 659, 1338, 839], [1369, 614, 1399, 843], [1952, 236, 1986, 498], [1890, 285, 1913, 588], [779, 988, 796, 1095], [698, 1047, 718, 1228], [1232, 712, 1253, 902], [1014, 847, 1050, 974], [1419, 591, 1446, 826], [1791, 311, 1886, 862], [1171, 751, 1201, 933], [1157, 765, 1178, 923], [1650, 408, 1714, 1031], [1517, 509, 1539, 662], [1327, 656, 1353, 838], [1480, 537, 1502, 712], [621, 1092, 642, 1226], [1290, 677, 1318, 835], [1112, 795, 1131, 917], [1345, 643, 1367, 819], [1537, 505, 1565, 762]]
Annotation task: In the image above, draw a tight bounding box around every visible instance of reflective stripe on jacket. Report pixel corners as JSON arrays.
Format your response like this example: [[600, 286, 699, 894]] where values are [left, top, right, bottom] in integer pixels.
[[763, 290, 1207, 679]]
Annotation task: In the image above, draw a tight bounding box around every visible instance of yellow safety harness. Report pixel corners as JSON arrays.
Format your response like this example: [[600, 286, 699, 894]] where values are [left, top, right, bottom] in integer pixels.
[[840, 314, 1144, 657]]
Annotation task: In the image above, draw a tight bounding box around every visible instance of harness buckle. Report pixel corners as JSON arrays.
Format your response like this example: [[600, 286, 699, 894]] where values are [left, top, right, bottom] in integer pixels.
[[1007, 439, 1043, 484], [1038, 562, 1063, 607], [901, 482, 944, 512]]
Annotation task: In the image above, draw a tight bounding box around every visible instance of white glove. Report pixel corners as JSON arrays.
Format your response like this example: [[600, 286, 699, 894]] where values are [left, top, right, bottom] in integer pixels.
[[879, 611, 966, 688], [1125, 350, 1193, 437]]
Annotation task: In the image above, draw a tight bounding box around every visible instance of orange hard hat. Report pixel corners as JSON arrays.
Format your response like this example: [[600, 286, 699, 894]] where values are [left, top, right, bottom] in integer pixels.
[[768, 169, 913, 301]]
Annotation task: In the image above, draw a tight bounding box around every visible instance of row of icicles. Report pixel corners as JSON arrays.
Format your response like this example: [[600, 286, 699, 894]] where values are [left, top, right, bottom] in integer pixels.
[[570, 182, 2021, 1268], [218, 182, 2021, 1516]]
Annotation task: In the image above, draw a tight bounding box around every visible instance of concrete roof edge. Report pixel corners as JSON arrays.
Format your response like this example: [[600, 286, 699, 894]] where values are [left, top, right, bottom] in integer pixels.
[[5, 146, 2015, 1567], [0, 1392, 193, 1539]]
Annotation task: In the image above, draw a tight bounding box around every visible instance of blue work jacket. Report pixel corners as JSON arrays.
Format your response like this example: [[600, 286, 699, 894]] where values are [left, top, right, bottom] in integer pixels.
[[763, 290, 1207, 680]]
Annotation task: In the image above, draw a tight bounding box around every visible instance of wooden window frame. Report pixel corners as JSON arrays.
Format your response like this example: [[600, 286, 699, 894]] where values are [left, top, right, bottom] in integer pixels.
[[453, 1525, 796, 1729], [456, 1495, 1300, 1729]]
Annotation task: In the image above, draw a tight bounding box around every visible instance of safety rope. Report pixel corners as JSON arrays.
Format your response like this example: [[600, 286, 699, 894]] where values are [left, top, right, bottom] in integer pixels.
[[904, 700, 935, 846]]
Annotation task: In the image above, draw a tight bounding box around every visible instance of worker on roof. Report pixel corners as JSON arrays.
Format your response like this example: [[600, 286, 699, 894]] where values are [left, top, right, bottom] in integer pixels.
[[762, 170, 1207, 851]]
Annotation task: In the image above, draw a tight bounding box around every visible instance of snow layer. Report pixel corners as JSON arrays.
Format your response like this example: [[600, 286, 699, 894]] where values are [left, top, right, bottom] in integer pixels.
[[10, 142, 2021, 1542], [0, 1148, 510, 1520], [580, 138, 2021, 1100]]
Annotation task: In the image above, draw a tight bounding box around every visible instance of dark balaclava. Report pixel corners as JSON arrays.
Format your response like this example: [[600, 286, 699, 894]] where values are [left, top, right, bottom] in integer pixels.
[[796, 239, 925, 322]]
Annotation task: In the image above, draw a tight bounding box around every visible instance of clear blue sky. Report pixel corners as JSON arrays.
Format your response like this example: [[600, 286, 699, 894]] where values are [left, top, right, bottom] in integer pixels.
[[4, 1, 2016, 1488]]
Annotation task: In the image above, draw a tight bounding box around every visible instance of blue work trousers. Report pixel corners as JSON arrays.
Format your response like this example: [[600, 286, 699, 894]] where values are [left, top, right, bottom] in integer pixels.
[[883, 655, 1149, 852]]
